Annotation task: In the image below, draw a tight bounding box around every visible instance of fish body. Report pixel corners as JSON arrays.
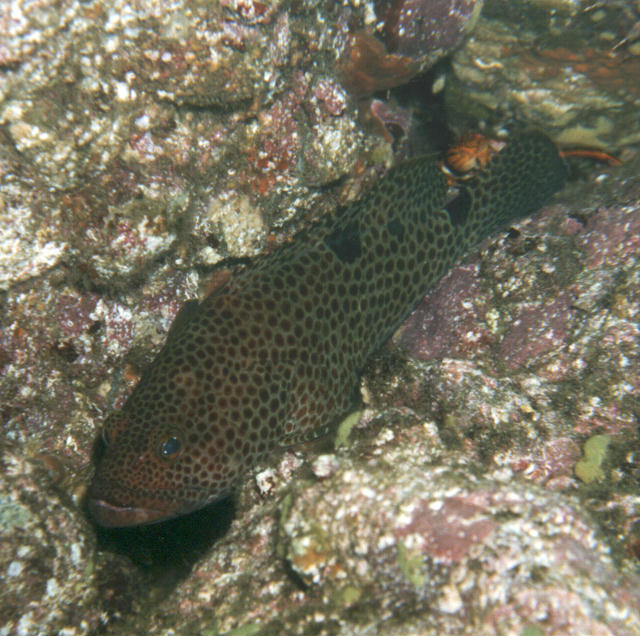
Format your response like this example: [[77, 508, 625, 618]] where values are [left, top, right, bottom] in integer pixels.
[[89, 131, 567, 527]]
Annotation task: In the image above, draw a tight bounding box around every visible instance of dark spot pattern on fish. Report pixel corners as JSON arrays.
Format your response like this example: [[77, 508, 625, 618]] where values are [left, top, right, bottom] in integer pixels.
[[324, 221, 362, 264], [89, 131, 567, 527], [386, 218, 405, 240], [444, 187, 472, 227]]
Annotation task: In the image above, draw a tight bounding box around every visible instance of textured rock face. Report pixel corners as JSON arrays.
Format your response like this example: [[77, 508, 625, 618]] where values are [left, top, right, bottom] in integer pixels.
[[379, 0, 482, 58], [0, 448, 140, 636], [278, 462, 640, 636], [340, 0, 482, 96], [445, 0, 640, 150], [138, 450, 640, 636], [0, 0, 639, 634]]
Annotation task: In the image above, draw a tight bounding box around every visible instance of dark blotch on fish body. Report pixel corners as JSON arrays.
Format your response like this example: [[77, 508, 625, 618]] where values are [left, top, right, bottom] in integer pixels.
[[89, 131, 567, 527]]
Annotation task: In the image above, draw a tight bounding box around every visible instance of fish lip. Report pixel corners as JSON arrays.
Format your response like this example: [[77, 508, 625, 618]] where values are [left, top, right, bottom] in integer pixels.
[[88, 497, 177, 528]]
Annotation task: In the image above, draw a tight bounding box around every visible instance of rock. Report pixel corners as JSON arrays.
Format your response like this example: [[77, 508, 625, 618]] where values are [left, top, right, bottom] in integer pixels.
[[445, 0, 640, 150], [0, 448, 139, 636]]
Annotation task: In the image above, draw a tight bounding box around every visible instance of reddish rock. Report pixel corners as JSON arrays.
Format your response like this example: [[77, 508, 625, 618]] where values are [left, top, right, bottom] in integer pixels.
[[394, 263, 492, 361], [380, 0, 481, 59], [496, 289, 574, 370]]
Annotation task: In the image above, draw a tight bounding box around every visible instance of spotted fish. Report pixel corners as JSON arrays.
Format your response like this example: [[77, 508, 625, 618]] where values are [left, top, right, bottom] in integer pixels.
[[89, 131, 567, 526]]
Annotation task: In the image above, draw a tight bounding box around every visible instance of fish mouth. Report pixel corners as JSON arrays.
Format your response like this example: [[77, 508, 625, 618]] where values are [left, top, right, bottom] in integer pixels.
[[88, 481, 211, 527], [88, 472, 219, 527], [88, 497, 181, 527]]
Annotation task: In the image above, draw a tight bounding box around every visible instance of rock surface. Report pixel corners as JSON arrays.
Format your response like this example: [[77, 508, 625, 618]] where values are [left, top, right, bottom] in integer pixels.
[[446, 0, 640, 149]]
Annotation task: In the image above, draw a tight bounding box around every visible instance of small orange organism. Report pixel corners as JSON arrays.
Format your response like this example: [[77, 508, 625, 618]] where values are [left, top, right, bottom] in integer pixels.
[[443, 132, 505, 177]]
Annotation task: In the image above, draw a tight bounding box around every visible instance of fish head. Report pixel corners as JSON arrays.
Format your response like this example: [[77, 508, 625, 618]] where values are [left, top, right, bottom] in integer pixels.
[[87, 300, 282, 528], [87, 354, 259, 527], [89, 408, 228, 527], [88, 349, 283, 527]]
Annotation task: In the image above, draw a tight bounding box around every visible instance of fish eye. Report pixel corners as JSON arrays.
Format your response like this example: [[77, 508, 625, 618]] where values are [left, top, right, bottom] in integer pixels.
[[159, 435, 182, 460]]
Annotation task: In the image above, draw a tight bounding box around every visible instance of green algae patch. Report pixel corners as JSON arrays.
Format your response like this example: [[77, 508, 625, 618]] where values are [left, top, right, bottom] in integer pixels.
[[575, 434, 611, 483], [397, 541, 426, 588], [521, 625, 544, 636], [337, 584, 362, 606], [334, 410, 363, 448], [74, 560, 96, 594], [276, 492, 294, 559], [224, 624, 262, 636], [0, 496, 31, 530]]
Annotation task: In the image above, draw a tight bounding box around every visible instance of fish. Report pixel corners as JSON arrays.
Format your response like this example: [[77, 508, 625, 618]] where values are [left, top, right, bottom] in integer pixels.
[[89, 130, 567, 527]]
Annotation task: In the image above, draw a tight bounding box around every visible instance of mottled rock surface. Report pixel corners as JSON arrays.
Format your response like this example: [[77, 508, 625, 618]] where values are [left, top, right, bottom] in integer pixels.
[[0, 0, 639, 635], [446, 0, 640, 149], [0, 448, 140, 636]]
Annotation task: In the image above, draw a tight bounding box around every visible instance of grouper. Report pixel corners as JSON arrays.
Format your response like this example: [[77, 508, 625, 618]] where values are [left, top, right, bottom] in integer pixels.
[[89, 130, 567, 527]]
